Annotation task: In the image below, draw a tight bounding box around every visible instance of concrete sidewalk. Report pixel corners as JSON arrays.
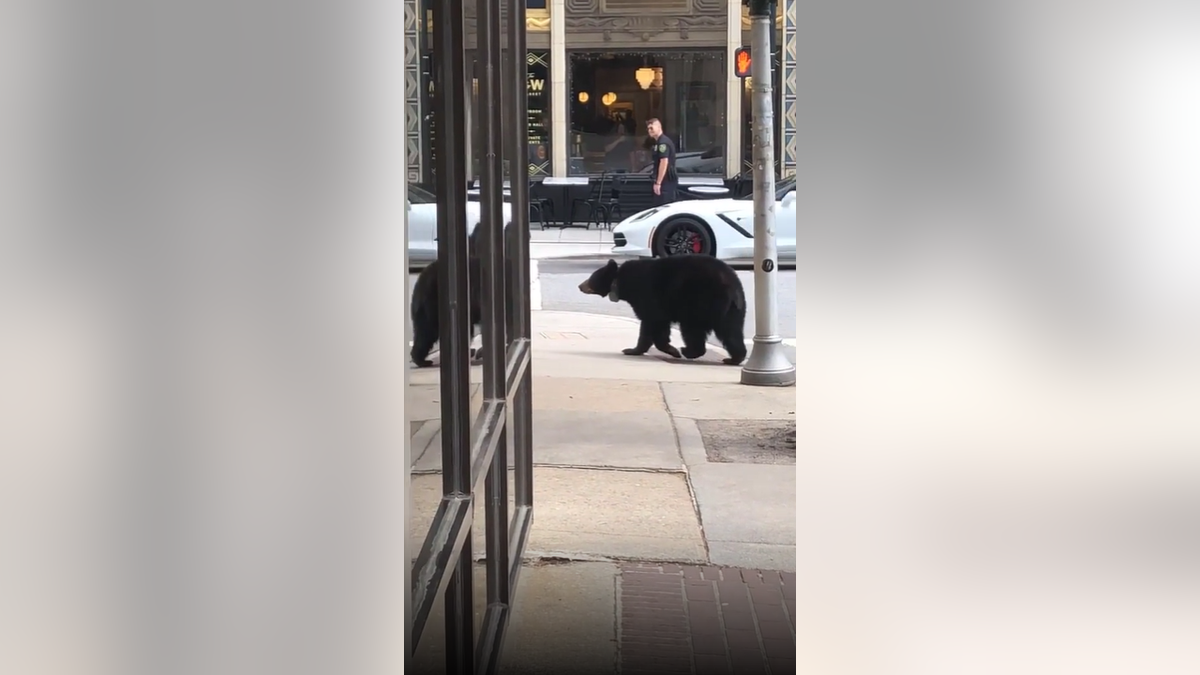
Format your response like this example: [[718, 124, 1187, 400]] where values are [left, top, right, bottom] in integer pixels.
[[409, 310, 796, 673]]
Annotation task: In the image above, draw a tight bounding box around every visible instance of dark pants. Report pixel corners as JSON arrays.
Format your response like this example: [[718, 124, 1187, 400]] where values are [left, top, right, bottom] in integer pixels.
[[655, 182, 678, 206]]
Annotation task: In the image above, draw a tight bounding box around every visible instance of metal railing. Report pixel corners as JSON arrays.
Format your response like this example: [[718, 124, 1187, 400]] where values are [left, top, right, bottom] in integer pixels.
[[409, 0, 534, 671]]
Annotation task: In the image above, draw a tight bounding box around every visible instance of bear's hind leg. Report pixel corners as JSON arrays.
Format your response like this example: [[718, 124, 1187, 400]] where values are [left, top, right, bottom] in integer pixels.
[[715, 314, 747, 365], [411, 310, 439, 368]]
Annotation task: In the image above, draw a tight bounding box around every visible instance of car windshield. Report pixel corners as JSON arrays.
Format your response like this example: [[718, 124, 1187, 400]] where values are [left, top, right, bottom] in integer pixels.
[[738, 177, 796, 201], [408, 184, 437, 204]]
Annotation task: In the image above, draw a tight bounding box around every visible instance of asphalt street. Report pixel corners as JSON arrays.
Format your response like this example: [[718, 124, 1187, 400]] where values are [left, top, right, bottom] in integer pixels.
[[407, 258, 797, 364]]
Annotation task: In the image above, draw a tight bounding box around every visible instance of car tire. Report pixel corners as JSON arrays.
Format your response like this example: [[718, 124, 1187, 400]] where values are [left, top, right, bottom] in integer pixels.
[[653, 218, 715, 257]]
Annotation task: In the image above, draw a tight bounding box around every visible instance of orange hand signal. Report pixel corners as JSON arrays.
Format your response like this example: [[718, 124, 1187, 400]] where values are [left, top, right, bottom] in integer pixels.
[[734, 47, 752, 78]]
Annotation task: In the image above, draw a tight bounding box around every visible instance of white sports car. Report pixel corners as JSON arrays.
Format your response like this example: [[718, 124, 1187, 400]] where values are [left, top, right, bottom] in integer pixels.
[[610, 178, 796, 264], [407, 183, 513, 267]]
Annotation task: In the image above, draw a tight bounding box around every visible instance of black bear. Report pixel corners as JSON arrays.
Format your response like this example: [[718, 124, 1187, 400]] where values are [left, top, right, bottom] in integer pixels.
[[578, 256, 747, 365], [410, 227, 484, 368]]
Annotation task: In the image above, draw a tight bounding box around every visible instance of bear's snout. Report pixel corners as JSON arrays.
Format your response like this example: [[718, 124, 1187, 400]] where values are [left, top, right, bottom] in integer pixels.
[[578, 280, 593, 294]]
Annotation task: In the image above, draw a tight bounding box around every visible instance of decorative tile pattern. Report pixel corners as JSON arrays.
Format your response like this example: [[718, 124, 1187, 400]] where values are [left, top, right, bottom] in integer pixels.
[[600, 0, 692, 12], [781, 0, 796, 177], [405, 0, 424, 182], [564, 0, 599, 12]]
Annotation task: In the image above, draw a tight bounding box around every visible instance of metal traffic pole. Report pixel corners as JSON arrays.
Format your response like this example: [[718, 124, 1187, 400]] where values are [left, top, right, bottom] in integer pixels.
[[741, 0, 796, 386]]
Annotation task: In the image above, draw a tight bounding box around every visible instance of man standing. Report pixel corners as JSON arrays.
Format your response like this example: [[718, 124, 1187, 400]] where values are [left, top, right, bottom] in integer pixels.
[[646, 118, 679, 205]]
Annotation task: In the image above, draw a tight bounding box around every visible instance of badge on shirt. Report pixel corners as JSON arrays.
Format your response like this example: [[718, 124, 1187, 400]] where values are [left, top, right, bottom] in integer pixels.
[[658, 144, 667, 152]]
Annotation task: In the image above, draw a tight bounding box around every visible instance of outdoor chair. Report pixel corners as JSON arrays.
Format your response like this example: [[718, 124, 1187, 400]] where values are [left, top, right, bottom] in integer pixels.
[[569, 172, 609, 229], [528, 180, 555, 229], [599, 173, 626, 230]]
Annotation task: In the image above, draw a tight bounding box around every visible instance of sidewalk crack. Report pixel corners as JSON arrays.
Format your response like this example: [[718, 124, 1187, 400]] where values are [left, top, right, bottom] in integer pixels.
[[663, 381, 712, 565]]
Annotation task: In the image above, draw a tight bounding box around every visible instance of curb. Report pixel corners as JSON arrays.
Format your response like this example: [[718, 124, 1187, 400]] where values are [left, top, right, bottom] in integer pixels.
[[531, 255, 608, 263], [671, 416, 710, 468], [530, 253, 616, 261], [529, 259, 542, 310], [530, 245, 613, 261]]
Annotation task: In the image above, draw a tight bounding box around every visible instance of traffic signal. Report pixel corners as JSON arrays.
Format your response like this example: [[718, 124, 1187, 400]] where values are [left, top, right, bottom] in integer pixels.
[[734, 47, 752, 78]]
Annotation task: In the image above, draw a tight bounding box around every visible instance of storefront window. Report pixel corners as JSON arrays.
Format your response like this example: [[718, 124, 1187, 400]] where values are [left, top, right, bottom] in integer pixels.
[[463, 50, 552, 179], [525, 51, 552, 176], [567, 50, 726, 176]]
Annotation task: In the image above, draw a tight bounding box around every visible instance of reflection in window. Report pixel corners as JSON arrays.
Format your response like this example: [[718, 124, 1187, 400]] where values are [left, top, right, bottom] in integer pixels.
[[464, 50, 553, 179], [568, 50, 726, 176], [408, 183, 437, 204]]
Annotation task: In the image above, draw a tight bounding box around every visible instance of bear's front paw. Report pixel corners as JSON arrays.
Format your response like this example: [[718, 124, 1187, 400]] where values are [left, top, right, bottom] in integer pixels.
[[660, 346, 683, 359], [722, 356, 744, 366], [681, 346, 706, 359], [413, 359, 435, 368], [622, 347, 646, 356]]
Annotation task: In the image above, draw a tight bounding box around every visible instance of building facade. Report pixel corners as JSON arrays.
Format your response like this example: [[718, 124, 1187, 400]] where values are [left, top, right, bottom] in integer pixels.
[[404, 0, 796, 183]]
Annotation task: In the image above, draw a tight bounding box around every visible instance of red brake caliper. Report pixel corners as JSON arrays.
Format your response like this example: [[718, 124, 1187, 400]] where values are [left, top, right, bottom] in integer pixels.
[[691, 235, 702, 253]]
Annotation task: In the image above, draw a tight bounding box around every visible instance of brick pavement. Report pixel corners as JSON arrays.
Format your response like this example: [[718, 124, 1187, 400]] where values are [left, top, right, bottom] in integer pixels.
[[618, 563, 797, 675]]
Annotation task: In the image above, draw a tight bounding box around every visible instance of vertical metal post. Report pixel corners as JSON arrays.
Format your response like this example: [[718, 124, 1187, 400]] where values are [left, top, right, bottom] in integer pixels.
[[466, 55, 478, 185], [741, 0, 797, 387], [509, 0, 534, 513], [502, 35, 529, 348], [477, 0, 512, 648], [478, 0, 506, 391], [477, 0, 516, 672], [432, 0, 476, 667]]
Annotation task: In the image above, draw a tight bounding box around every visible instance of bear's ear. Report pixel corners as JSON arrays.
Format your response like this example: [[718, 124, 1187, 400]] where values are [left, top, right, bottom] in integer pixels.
[[606, 259, 618, 270]]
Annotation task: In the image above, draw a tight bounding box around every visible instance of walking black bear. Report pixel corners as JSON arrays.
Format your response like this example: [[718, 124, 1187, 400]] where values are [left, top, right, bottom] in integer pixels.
[[578, 256, 747, 365]]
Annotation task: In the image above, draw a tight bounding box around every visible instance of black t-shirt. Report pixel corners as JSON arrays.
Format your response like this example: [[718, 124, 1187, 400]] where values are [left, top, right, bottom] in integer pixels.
[[650, 134, 679, 184]]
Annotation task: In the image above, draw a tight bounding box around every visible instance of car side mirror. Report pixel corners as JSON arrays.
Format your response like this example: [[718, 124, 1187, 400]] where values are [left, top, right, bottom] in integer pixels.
[[781, 190, 796, 207]]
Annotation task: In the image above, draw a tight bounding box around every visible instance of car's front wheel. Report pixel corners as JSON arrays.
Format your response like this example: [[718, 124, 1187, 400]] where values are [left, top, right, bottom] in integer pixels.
[[654, 218, 714, 257]]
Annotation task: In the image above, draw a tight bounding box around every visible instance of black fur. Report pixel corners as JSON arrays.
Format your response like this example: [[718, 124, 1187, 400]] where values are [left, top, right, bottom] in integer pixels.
[[410, 227, 484, 368], [578, 256, 748, 365]]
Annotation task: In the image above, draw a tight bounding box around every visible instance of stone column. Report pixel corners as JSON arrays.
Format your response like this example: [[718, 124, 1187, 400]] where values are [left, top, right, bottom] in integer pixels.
[[725, 0, 743, 178], [550, 0, 568, 176]]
